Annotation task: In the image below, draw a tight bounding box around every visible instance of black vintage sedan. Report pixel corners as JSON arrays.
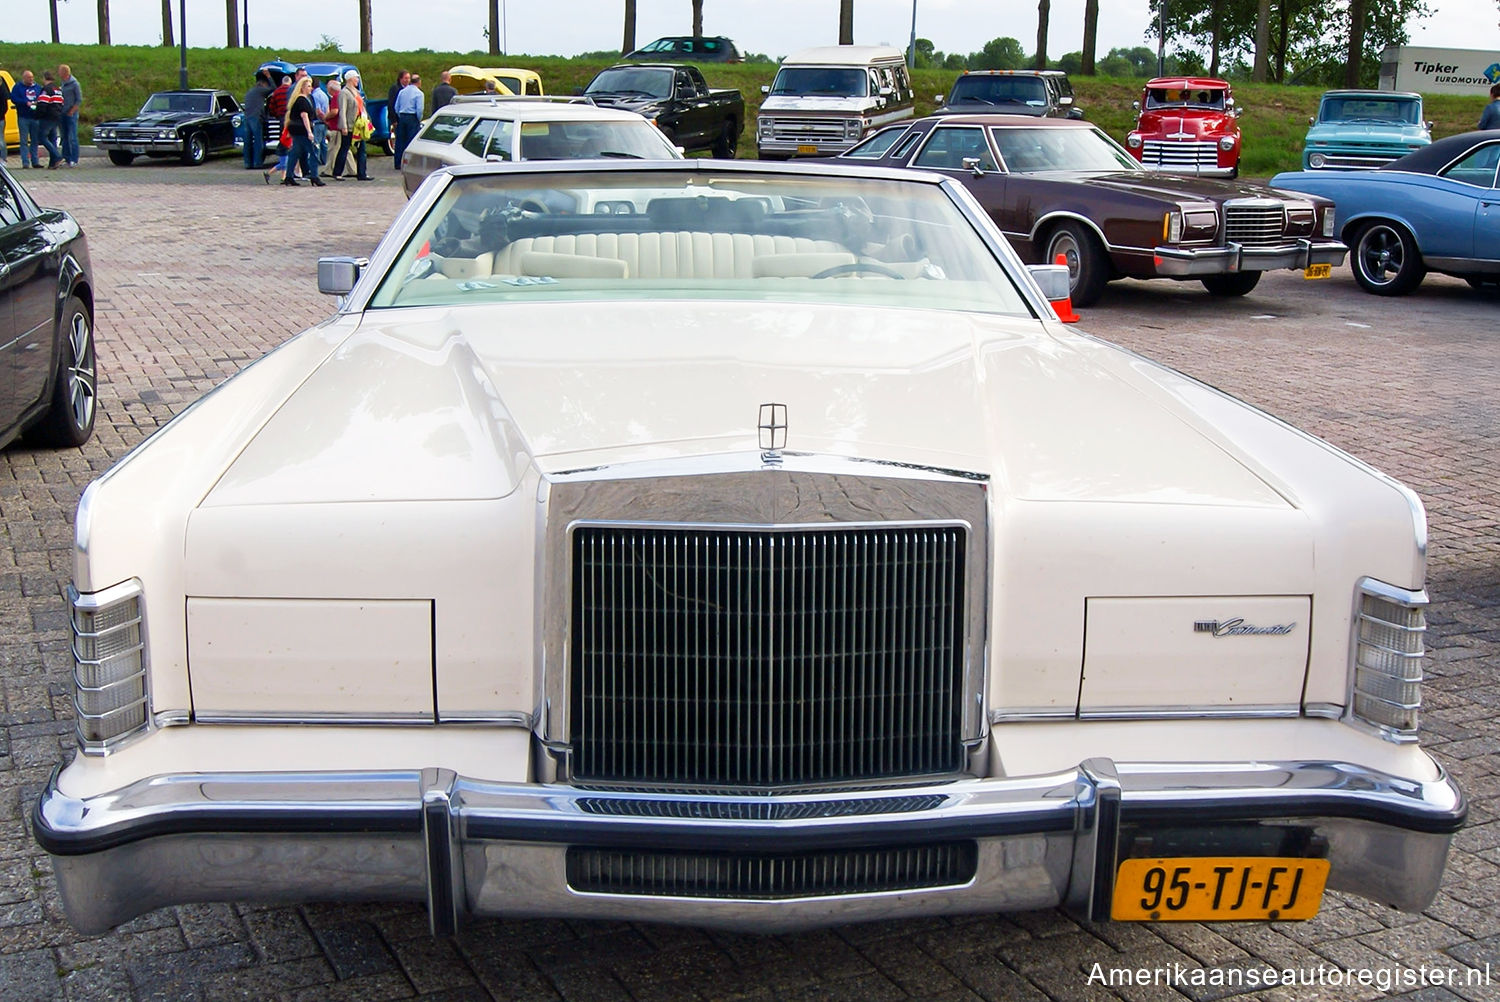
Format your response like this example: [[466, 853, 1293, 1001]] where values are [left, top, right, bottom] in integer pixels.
[[94, 89, 242, 166], [838, 114, 1347, 305], [0, 166, 95, 449]]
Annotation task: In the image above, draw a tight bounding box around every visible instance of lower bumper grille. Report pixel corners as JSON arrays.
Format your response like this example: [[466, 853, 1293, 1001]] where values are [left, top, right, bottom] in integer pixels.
[[566, 842, 979, 899], [570, 524, 967, 788]]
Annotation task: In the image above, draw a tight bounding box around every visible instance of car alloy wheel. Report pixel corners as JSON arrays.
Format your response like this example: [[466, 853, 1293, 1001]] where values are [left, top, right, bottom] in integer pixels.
[[183, 134, 207, 166], [1352, 221, 1424, 296], [32, 297, 97, 447]]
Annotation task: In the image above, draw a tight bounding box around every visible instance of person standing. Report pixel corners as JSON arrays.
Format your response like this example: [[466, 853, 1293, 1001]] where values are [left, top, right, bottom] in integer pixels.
[[332, 69, 372, 181], [263, 75, 293, 183], [392, 73, 424, 170], [311, 79, 331, 165], [283, 77, 325, 187], [58, 64, 81, 167], [11, 70, 40, 168], [1479, 83, 1500, 130], [432, 71, 456, 113], [35, 71, 64, 169], [0, 79, 9, 163], [242, 70, 272, 170], [386, 70, 409, 169], [324, 80, 342, 177]]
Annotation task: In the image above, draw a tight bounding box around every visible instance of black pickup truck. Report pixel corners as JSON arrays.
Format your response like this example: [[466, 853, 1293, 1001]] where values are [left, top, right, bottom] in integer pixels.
[[582, 63, 744, 157]]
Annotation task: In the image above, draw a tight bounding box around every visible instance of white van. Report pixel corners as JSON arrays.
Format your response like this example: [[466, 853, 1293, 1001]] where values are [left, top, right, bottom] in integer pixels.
[[756, 45, 914, 159]]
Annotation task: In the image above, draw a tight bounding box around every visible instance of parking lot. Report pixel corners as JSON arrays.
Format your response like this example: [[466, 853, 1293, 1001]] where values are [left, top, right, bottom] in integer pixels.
[[1, 157, 1497, 1001]]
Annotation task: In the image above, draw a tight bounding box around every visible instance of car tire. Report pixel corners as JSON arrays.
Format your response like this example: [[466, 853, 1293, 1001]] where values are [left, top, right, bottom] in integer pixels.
[[1351, 221, 1425, 296], [1044, 222, 1108, 307], [1200, 271, 1262, 297], [713, 120, 737, 158], [29, 296, 97, 448], [380, 136, 394, 157], [106, 150, 135, 166], [181, 133, 207, 166], [1228, 166, 1239, 179]]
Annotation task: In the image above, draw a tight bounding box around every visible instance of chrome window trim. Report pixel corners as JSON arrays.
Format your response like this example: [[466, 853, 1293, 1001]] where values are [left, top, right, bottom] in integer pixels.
[[1345, 577, 1427, 745], [535, 457, 991, 785], [909, 124, 993, 172], [1435, 139, 1500, 187]]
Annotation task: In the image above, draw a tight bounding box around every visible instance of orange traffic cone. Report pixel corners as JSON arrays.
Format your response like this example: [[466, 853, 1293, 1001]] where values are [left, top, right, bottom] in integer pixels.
[[1050, 253, 1081, 323]]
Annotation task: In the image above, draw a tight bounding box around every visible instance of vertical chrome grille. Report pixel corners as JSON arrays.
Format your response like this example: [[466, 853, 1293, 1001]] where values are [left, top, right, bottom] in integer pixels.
[[1140, 140, 1219, 170], [567, 842, 978, 898], [1224, 203, 1288, 247], [570, 525, 967, 788]]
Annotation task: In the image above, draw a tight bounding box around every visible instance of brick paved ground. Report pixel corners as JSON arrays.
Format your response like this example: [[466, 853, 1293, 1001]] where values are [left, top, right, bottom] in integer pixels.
[[0, 158, 1497, 1001]]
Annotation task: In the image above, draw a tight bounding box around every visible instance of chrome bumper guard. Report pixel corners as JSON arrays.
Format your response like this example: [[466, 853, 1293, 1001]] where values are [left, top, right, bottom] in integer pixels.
[[34, 758, 1463, 936], [1154, 238, 1348, 276]]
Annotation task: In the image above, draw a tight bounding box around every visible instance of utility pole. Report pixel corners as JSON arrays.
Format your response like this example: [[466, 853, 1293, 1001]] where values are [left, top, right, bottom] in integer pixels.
[[178, 0, 188, 89]]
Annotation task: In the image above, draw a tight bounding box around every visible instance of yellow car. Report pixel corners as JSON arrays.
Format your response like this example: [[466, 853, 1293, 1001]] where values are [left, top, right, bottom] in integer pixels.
[[447, 65, 544, 97], [2, 70, 18, 150]]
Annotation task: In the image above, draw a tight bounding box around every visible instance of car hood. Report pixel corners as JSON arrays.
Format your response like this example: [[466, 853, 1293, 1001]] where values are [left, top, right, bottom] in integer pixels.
[[760, 95, 881, 114], [1306, 122, 1428, 145], [1035, 171, 1318, 205], [939, 101, 1047, 116], [1134, 109, 1236, 137], [585, 93, 667, 113], [201, 301, 1290, 511], [101, 111, 206, 127]]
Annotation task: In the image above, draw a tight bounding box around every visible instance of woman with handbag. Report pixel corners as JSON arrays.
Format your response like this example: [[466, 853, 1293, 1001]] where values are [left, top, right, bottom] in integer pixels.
[[283, 77, 325, 187], [332, 69, 373, 182]]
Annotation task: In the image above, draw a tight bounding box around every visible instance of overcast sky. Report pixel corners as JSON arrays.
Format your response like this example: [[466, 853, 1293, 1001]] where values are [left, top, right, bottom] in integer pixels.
[[5, 1, 1498, 65]]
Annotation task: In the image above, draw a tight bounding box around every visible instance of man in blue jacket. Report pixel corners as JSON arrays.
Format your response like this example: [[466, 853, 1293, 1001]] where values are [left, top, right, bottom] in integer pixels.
[[11, 70, 40, 168], [1479, 83, 1500, 131]]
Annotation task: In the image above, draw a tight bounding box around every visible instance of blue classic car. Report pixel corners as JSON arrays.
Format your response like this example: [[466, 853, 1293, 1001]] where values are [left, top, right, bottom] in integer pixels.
[[1272, 131, 1500, 294], [1302, 90, 1430, 171]]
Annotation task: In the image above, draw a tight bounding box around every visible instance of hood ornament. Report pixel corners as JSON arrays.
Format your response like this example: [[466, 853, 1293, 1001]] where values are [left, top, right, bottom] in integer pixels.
[[759, 403, 787, 465]]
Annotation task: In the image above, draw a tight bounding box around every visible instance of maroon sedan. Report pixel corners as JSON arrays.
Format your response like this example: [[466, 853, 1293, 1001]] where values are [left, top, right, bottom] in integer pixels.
[[836, 114, 1346, 305]]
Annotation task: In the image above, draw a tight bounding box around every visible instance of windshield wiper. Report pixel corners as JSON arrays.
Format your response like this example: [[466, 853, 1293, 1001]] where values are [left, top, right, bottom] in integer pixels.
[[595, 151, 643, 159]]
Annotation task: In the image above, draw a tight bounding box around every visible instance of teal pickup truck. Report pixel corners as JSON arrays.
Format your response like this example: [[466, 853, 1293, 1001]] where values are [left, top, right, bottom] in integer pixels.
[[1302, 90, 1431, 170]]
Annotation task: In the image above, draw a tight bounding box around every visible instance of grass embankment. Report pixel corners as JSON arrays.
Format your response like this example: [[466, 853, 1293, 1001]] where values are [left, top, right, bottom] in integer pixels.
[[0, 42, 1484, 172]]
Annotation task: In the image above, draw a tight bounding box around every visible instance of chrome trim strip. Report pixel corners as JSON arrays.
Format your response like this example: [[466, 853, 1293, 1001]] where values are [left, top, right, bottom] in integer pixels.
[[421, 769, 462, 937], [437, 711, 536, 728], [1304, 702, 1344, 720], [194, 712, 436, 725], [991, 709, 1075, 723], [1078, 705, 1302, 720]]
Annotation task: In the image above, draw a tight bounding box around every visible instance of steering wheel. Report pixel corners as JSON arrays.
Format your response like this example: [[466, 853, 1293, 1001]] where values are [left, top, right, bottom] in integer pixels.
[[810, 261, 906, 280], [518, 198, 551, 214]]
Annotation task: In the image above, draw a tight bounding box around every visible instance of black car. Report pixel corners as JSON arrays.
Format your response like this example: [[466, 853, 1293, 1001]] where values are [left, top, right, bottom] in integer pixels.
[[624, 36, 742, 63], [94, 89, 242, 166], [937, 70, 1083, 119], [0, 166, 95, 449]]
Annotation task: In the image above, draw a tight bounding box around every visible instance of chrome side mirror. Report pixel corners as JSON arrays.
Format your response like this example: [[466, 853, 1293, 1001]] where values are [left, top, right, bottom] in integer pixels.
[[1027, 263, 1071, 302], [761, 84, 770, 95], [1425, 120, 1434, 130], [961, 156, 985, 177], [318, 256, 367, 297], [1132, 100, 1141, 111]]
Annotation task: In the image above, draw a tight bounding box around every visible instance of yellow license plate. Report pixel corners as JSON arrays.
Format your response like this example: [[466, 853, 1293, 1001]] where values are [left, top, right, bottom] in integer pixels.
[[797, 144, 819, 154], [1112, 857, 1329, 922], [1304, 263, 1332, 279]]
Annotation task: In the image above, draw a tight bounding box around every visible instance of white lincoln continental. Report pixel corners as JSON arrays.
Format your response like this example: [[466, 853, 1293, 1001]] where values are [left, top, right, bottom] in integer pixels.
[[35, 161, 1462, 935]]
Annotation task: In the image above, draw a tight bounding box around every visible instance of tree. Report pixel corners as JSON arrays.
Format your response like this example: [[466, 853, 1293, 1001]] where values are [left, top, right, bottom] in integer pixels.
[[226, 0, 239, 46], [1252, 0, 1270, 81], [968, 37, 1026, 71], [1346, 0, 1367, 87], [622, 0, 636, 55], [491, 0, 502, 55], [912, 38, 937, 69], [1056, 51, 1083, 75], [97, 0, 111, 45], [1035, 0, 1050, 70], [359, 0, 372, 53], [1081, 0, 1099, 75], [839, 0, 853, 45], [692, 0, 703, 37]]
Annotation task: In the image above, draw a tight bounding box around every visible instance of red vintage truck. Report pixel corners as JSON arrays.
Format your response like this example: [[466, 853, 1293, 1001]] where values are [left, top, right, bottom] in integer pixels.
[[1125, 77, 1242, 177]]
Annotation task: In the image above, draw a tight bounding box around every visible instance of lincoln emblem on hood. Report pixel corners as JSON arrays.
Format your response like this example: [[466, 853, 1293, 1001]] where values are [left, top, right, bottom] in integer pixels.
[[759, 402, 788, 458], [1195, 618, 1297, 637]]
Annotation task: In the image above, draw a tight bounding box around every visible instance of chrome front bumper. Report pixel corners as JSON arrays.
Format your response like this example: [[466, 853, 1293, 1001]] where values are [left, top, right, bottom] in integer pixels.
[[34, 758, 1463, 936], [1154, 238, 1348, 276]]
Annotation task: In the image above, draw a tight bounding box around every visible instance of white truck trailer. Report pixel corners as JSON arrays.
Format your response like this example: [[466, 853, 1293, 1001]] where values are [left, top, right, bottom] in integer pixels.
[[1378, 46, 1500, 96]]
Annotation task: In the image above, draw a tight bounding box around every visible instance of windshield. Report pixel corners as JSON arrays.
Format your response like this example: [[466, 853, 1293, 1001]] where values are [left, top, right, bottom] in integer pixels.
[[949, 75, 1047, 108], [770, 67, 869, 98], [586, 67, 673, 99], [516, 120, 680, 160], [368, 169, 1033, 318], [1319, 97, 1421, 125], [991, 126, 1139, 173], [1144, 87, 1226, 109], [141, 93, 212, 115]]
